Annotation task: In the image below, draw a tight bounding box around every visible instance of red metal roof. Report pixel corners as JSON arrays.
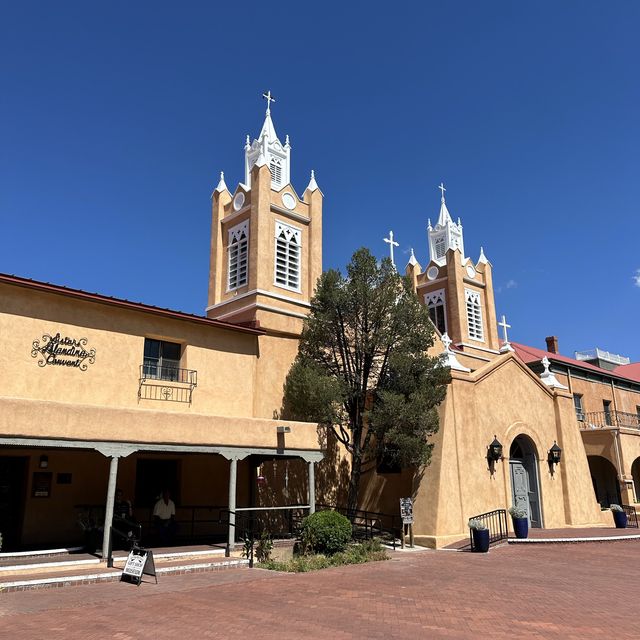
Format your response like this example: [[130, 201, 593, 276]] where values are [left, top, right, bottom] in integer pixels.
[[0, 273, 265, 336], [511, 342, 639, 384], [613, 362, 640, 383]]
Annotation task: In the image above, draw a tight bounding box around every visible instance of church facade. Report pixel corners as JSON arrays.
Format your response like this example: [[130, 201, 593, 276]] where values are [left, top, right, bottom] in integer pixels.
[[1, 98, 639, 553]]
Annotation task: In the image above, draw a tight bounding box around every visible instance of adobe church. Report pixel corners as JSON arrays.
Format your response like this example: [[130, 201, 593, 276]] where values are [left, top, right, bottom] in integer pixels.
[[1, 96, 639, 553]]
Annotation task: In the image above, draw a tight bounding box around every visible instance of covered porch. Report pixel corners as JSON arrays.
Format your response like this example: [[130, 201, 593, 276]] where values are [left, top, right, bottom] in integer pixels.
[[0, 436, 322, 558]]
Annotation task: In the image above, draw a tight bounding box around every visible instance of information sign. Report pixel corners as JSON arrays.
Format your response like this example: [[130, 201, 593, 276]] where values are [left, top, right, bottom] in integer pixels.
[[399, 497, 413, 525]]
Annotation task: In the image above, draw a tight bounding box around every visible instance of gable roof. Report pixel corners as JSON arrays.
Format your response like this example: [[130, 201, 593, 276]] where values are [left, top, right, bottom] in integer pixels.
[[512, 342, 639, 385], [0, 273, 265, 336]]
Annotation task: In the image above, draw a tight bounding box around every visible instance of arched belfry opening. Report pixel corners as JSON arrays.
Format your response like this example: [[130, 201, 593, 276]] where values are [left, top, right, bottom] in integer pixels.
[[509, 435, 542, 528]]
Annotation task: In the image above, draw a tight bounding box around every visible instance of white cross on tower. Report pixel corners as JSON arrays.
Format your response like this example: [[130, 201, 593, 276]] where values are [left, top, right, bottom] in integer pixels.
[[438, 182, 446, 201], [262, 90, 276, 114], [499, 314, 515, 352], [441, 332, 453, 352], [383, 230, 399, 267]]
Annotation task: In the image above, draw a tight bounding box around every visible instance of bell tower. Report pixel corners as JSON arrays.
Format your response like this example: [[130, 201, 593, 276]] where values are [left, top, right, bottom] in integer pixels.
[[206, 93, 323, 337], [406, 184, 500, 367]]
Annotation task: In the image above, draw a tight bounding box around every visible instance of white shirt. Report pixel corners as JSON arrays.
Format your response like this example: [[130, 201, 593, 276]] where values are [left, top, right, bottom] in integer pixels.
[[153, 498, 176, 520]]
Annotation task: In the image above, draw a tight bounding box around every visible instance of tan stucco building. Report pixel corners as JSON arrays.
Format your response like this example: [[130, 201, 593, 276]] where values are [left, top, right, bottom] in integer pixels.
[[2, 100, 639, 554]]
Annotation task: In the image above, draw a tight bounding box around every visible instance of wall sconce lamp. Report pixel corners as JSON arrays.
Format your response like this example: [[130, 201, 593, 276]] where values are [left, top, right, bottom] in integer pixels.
[[39, 455, 49, 469], [487, 436, 503, 463], [548, 441, 562, 472], [487, 436, 503, 473]]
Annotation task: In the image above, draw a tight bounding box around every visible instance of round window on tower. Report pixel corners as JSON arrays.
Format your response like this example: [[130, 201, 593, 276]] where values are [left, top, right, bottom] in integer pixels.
[[282, 192, 296, 210], [233, 192, 245, 211], [427, 266, 439, 281]]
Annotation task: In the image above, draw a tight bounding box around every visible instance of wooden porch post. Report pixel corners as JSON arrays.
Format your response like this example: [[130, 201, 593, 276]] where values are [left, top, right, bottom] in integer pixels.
[[227, 457, 238, 557], [101, 455, 119, 560], [308, 461, 316, 514]]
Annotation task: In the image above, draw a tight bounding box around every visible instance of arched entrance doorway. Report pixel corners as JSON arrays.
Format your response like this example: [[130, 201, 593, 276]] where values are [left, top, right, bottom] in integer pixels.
[[509, 435, 542, 528], [587, 455, 620, 507], [630, 457, 640, 504]]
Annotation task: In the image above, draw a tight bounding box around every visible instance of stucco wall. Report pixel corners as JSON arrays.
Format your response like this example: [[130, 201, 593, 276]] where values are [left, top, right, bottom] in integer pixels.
[[411, 355, 604, 547]]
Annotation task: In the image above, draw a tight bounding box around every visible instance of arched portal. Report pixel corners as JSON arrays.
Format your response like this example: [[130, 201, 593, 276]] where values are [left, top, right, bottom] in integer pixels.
[[587, 455, 621, 508], [509, 435, 542, 528], [630, 457, 640, 504]]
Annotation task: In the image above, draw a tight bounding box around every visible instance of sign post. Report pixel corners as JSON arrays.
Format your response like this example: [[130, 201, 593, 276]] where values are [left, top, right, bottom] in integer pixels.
[[121, 547, 157, 586], [399, 497, 414, 549]]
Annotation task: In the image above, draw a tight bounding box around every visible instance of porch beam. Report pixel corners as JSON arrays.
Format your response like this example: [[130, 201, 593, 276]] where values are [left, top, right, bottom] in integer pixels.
[[0, 437, 324, 463]]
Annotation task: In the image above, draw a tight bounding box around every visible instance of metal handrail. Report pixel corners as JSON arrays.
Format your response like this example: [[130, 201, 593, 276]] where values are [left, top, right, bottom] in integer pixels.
[[106, 516, 143, 568], [580, 411, 640, 430], [468, 508, 509, 550], [317, 503, 403, 548], [623, 505, 639, 529]]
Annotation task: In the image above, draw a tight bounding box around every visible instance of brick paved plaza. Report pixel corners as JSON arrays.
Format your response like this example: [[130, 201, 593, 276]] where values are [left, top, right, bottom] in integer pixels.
[[1, 541, 638, 639]]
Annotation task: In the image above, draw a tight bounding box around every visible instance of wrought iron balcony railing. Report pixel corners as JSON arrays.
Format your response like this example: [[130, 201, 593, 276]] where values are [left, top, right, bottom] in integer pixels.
[[138, 363, 197, 404], [579, 410, 640, 430]]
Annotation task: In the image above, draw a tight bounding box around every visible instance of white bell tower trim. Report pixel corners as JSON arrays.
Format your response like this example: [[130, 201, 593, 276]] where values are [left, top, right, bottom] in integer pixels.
[[428, 183, 465, 266], [244, 91, 291, 190]]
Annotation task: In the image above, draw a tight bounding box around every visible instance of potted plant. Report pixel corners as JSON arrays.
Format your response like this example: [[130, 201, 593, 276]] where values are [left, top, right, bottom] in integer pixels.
[[469, 519, 490, 552], [508, 505, 529, 539], [610, 504, 627, 529]]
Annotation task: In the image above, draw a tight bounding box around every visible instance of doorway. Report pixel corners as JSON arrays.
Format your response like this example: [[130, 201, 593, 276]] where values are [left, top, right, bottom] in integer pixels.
[[0, 456, 28, 550], [509, 436, 542, 528]]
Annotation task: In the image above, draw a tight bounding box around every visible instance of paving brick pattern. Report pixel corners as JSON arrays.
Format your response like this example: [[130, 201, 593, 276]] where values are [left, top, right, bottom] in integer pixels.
[[1, 541, 639, 639]]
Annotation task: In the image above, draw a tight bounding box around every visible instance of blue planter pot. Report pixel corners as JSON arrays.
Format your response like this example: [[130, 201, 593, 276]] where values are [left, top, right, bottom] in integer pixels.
[[512, 517, 529, 539], [472, 528, 490, 552], [613, 510, 627, 529]]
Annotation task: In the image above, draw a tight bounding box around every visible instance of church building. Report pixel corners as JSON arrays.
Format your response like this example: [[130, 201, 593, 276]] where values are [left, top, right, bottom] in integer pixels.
[[1, 96, 639, 554]]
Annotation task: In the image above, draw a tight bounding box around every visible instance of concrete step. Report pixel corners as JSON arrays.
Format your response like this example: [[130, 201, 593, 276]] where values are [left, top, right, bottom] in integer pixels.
[[0, 544, 230, 578]]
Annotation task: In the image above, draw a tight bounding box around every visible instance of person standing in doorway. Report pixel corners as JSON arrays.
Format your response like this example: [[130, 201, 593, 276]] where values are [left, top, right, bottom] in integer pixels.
[[153, 489, 177, 546]]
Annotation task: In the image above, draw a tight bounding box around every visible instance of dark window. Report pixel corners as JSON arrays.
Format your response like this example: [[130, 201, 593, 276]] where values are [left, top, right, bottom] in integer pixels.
[[573, 394, 584, 421], [428, 304, 446, 335], [143, 339, 181, 381], [603, 400, 612, 426], [636, 406, 640, 427], [56, 473, 72, 485]]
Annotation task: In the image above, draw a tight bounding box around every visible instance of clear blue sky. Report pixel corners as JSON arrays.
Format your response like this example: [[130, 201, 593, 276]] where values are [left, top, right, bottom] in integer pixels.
[[1, 2, 638, 361]]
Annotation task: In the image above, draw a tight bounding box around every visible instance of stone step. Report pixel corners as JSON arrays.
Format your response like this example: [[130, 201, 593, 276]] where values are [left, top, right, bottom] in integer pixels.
[[0, 555, 249, 592]]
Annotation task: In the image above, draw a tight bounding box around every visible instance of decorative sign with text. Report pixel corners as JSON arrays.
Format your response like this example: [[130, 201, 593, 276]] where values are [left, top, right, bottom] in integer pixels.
[[121, 547, 157, 586], [31, 333, 96, 370]]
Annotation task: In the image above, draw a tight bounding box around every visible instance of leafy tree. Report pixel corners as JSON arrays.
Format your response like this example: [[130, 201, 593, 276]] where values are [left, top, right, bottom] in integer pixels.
[[282, 248, 450, 513]]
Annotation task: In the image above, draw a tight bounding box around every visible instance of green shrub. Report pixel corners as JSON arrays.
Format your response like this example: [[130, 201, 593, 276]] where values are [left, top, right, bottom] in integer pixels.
[[301, 510, 352, 555]]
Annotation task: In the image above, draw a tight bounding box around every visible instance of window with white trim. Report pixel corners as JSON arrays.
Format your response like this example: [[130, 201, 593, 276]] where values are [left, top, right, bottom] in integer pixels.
[[434, 236, 446, 259], [465, 288, 484, 341], [274, 221, 301, 291], [425, 289, 447, 334], [227, 221, 249, 290], [270, 158, 282, 189]]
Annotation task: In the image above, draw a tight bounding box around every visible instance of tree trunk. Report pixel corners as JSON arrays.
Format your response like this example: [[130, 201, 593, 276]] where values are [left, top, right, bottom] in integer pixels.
[[346, 451, 362, 517]]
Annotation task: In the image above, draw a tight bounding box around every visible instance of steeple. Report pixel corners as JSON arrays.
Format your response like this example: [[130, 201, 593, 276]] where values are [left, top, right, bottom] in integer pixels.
[[427, 183, 465, 266], [244, 91, 291, 190]]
